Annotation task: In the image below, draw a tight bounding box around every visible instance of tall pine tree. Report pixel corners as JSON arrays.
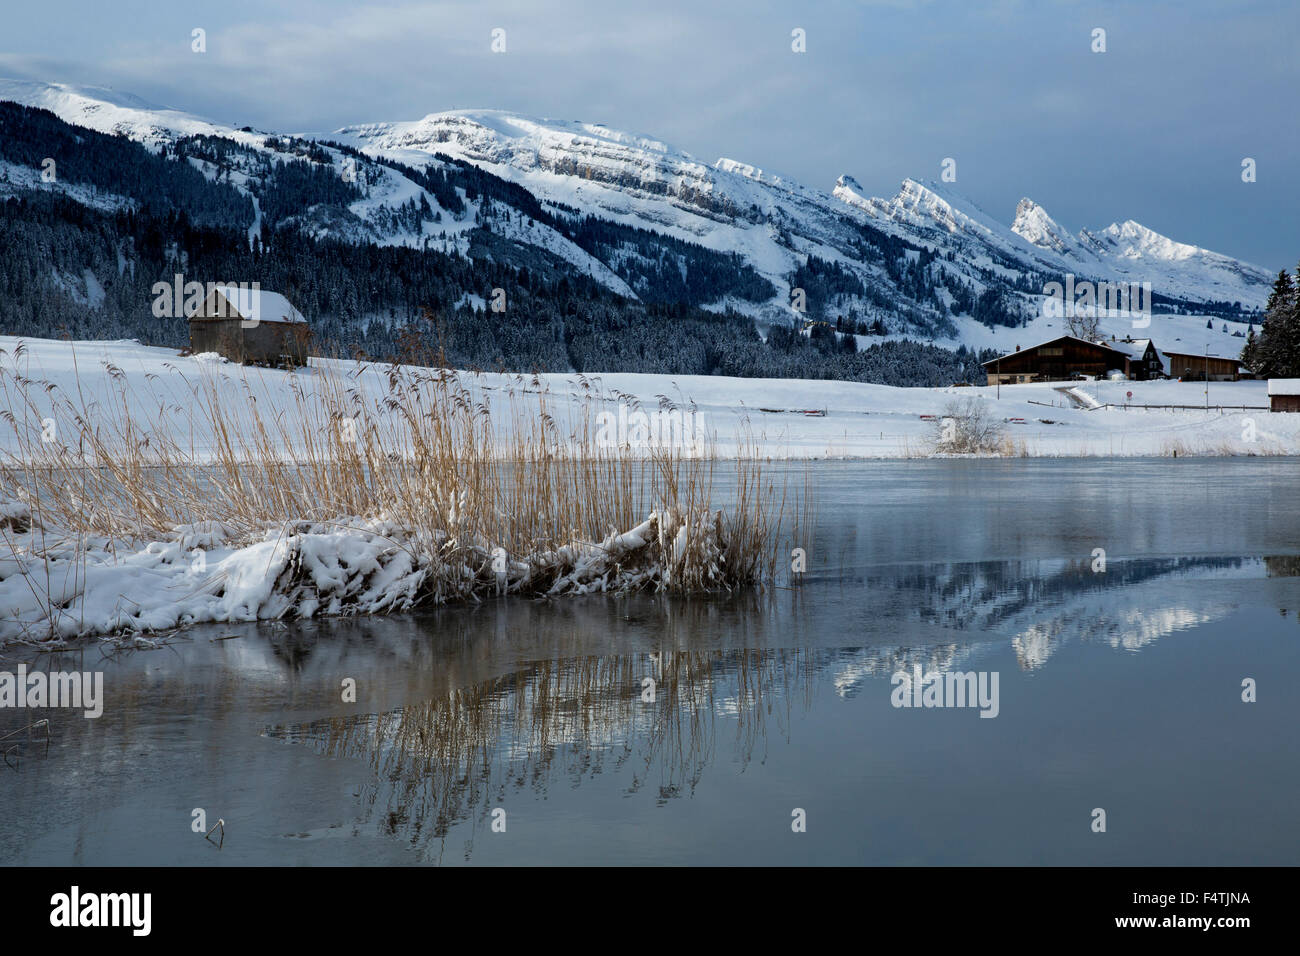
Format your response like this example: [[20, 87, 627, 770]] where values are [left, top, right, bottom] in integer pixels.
[[1245, 268, 1299, 376]]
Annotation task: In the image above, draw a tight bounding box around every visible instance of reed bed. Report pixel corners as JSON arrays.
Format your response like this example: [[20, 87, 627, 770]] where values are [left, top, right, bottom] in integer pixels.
[[0, 342, 800, 643]]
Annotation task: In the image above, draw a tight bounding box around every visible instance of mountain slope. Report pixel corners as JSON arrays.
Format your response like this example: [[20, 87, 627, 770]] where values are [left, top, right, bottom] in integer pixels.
[[0, 81, 645, 298]]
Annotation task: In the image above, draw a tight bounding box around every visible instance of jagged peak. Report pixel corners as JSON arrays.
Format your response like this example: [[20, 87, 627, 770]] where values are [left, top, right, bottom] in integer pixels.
[[1015, 197, 1042, 217], [1097, 219, 1202, 261], [1012, 197, 1076, 253]]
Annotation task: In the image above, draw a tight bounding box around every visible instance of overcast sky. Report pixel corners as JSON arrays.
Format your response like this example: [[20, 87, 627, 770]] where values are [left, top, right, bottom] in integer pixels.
[[2, 0, 1296, 269]]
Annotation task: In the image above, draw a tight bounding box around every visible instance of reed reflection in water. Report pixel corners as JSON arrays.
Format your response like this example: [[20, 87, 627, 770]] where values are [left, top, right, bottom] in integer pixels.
[[265, 646, 828, 860]]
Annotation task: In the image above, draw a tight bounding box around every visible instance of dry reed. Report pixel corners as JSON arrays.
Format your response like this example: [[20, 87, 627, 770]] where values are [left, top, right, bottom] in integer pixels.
[[0, 342, 800, 641]]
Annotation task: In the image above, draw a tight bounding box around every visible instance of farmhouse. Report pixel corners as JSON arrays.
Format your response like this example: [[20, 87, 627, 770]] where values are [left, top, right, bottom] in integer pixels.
[[981, 336, 1134, 385], [187, 285, 310, 366], [1267, 379, 1300, 412], [1160, 350, 1244, 382], [983, 334, 1247, 385]]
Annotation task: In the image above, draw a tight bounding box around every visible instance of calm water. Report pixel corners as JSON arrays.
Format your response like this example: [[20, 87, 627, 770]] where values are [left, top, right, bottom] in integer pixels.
[[3, 459, 1298, 865]]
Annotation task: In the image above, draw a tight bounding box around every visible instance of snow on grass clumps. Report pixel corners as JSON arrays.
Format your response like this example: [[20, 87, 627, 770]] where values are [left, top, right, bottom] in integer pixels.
[[0, 507, 732, 642], [0, 342, 795, 645]]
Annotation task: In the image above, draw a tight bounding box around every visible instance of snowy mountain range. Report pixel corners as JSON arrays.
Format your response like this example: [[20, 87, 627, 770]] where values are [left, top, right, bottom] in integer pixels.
[[334, 107, 1271, 310], [0, 78, 1274, 354]]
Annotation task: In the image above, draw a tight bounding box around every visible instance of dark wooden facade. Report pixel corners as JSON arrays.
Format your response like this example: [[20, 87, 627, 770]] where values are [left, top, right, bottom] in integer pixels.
[[1268, 380, 1300, 412], [1110, 338, 1163, 380], [982, 336, 1133, 385], [189, 318, 310, 366], [1162, 351, 1242, 382]]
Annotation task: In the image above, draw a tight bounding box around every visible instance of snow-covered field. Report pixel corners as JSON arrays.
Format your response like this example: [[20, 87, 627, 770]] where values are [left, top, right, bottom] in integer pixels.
[[3, 334, 1296, 643], [1, 336, 1295, 461]]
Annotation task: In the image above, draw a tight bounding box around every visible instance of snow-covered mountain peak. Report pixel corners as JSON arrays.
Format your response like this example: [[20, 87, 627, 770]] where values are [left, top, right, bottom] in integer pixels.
[[1011, 198, 1081, 256], [0, 76, 1277, 324], [0, 77, 260, 149], [831, 176, 991, 233], [831, 173, 884, 217], [714, 157, 760, 178], [876, 178, 1010, 242], [338, 108, 694, 167], [1098, 219, 1201, 262]]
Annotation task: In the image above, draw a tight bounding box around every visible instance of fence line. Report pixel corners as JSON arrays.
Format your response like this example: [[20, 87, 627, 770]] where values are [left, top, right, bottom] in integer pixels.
[[1094, 403, 1268, 412]]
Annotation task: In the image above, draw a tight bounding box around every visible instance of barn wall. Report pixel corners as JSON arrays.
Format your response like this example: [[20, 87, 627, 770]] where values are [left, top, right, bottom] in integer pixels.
[[189, 319, 310, 366], [1163, 354, 1240, 381], [189, 319, 245, 361], [243, 322, 310, 366]]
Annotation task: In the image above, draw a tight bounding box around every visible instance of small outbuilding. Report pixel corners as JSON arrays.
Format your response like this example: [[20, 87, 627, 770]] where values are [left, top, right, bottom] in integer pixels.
[[187, 285, 310, 366], [1267, 379, 1300, 412]]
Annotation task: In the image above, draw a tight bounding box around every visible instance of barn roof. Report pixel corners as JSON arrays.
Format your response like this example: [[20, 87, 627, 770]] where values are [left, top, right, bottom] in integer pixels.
[[1267, 379, 1300, 396], [200, 286, 307, 325], [1160, 348, 1239, 359]]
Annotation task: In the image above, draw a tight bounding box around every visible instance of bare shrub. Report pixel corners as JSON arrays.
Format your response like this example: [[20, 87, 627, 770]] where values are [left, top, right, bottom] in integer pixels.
[[1064, 312, 1100, 342], [930, 397, 1005, 455]]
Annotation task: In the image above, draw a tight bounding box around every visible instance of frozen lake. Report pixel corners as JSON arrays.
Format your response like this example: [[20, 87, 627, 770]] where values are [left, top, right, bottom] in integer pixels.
[[3, 458, 1298, 865]]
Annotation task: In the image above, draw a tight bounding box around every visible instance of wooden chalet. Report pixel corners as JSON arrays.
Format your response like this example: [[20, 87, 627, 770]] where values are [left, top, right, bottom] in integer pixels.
[[981, 336, 1134, 385], [1104, 337, 1163, 380]]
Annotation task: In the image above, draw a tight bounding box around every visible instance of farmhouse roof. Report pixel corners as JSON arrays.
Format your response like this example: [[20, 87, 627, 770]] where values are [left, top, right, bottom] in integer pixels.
[[1267, 379, 1300, 396]]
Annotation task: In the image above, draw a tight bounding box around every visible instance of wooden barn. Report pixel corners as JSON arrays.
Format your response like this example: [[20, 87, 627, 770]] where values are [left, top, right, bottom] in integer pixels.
[[982, 336, 1134, 385], [1105, 337, 1164, 380], [1267, 379, 1300, 412], [187, 285, 310, 366], [1160, 350, 1243, 382]]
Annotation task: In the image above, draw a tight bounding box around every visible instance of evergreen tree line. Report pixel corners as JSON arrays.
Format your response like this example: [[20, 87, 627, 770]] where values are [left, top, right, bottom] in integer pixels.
[[0, 102, 255, 228], [0, 189, 993, 385], [1242, 264, 1300, 376]]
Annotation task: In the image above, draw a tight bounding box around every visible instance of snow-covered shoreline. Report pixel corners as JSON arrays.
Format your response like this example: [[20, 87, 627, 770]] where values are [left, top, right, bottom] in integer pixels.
[[0, 506, 732, 643]]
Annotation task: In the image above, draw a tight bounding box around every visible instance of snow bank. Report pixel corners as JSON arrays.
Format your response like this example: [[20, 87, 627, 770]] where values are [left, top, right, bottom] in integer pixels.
[[0, 506, 729, 643]]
